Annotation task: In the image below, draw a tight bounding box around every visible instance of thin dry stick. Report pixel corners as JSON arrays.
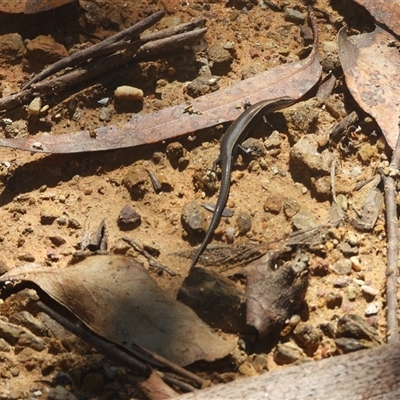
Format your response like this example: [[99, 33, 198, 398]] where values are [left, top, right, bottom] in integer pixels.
[[0, 22, 206, 112], [381, 124, 400, 344], [21, 10, 165, 89]]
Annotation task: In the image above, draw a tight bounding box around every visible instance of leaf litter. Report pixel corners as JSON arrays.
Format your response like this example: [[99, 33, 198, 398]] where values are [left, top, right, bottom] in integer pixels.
[[0, 254, 235, 366]]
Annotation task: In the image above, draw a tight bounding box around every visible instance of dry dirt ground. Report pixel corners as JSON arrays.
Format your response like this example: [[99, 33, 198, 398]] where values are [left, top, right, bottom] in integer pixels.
[[0, 0, 397, 399]]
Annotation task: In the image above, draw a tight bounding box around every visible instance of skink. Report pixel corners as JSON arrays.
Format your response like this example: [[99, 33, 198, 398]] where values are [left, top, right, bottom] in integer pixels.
[[190, 97, 296, 269]]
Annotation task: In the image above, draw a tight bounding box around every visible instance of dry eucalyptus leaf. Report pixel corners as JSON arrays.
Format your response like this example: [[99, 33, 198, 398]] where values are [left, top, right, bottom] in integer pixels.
[[0, 255, 235, 366], [338, 26, 400, 149], [0, 0, 76, 13], [354, 0, 400, 36]]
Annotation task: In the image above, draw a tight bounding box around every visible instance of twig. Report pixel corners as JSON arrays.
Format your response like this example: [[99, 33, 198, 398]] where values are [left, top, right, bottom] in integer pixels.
[[135, 27, 207, 60], [122, 237, 177, 276], [21, 10, 165, 90], [130, 342, 207, 389], [140, 18, 206, 44], [381, 124, 400, 344], [0, 14, 207, 112]]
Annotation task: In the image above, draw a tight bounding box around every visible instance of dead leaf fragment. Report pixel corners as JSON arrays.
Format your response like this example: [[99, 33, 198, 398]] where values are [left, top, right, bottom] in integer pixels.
[[0, 0, 76, 13], [0, 255, 235, 366], [338, 26, 400, 149]]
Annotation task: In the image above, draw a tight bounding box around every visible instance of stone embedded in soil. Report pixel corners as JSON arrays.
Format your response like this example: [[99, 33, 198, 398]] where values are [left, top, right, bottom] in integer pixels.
[[98, 107, 112, 122], [291, 208, 318, 231], [290, 135, 333, 182], [361, 285, 379, 301], [238, 362, 257, 376], [123, 164, 148, 199], [0, 33, 25, 63], [310, 257, 330, 276], [365, 301, 380, 316], [330, 259, 352, 275], [325, 291, 343, 309], [249, 353, 268, 372], [9, 311, 50, 337], [165, 142, 184, 165], [48, 385, 79, 400], [264, 131, 282, 149], [284, 8, 306, 23], [181, 201, 209, 235], [0, 319, 45, 351], [335, 314, 381, 346], [207, 42, 233, 73], [117, 204, 141, 230], [283, 197, 300, 218], [263, 191, 284, 214], [335, 337, 377, 353], [16, 331, 46, 352], [25, 35, 68, 65], [347, 283, 360, 301], [292, 323, 321, 355], [0, 338, 11, 352], [67, 218, 81, 229], [236, 211, 252, 235], [17, 253, 35, 262], [186, 76, 211, 97], [49, 236, 67, 247], [40, 204, 63, 225], [273, 342, 305, 365], [337, 242, 359, 256]]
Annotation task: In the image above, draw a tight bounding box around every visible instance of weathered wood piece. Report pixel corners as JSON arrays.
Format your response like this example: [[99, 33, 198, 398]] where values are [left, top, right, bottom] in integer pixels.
[[178, 342, 400, 399]]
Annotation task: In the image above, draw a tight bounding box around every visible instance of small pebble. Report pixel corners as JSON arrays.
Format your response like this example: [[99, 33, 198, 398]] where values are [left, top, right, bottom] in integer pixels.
[[333, 276, 351, 287], [238, 362, 257, 376], [330, 259, 352, 275], [365, 302, 380, 316], [273, 342, 305, 365], [325, 291, 343, 309], [347, 283, 360, 301], [361, 285, 379, 301], [28, 97, 42, 116], [236, 211, 251, 235], [117, 205, 141, 229], [350, 256, 361, 271], [114, 85, 143, 101], [225, 226, 235, 242], [264, 131, 281, 149]]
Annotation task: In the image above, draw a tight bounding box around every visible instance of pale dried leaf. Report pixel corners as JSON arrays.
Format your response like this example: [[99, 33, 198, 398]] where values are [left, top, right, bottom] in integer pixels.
[[0, 255, 235, 366], [338, 26, 400, 149]]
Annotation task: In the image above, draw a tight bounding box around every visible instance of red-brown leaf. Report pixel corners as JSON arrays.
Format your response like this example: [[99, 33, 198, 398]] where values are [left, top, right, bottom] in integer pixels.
[[0, 0, 76, 13]]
